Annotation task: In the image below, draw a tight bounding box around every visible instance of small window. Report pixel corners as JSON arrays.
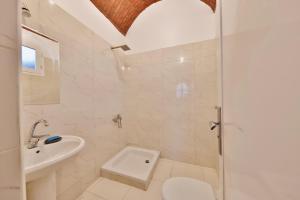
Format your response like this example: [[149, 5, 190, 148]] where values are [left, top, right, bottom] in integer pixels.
[[176, 82, 189, 98], [22, 46, 37, 71]]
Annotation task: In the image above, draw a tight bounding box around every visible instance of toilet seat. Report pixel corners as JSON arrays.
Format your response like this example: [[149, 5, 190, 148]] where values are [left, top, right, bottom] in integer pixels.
[[162, 177, 215, 200]]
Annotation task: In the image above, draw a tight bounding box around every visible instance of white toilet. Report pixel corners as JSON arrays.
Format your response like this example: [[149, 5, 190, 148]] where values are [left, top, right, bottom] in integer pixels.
[[162, 177, 215, 200]]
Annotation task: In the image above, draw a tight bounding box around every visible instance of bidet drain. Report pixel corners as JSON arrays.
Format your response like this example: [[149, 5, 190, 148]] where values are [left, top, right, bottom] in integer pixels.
[[145, 160, 150, 164]]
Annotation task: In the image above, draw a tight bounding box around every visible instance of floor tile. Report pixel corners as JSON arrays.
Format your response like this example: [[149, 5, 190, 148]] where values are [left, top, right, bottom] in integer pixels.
[[124, 180, 163, 200], [152, 159, 173, 182], [171, 161, 205, 180], [80, 159, 218, 200], [124, 187, 151, 200], [77, 192, 105, 200], [203, 167, 218, 189], [87, 178, 131, 200], [57, 181, 82, 200]]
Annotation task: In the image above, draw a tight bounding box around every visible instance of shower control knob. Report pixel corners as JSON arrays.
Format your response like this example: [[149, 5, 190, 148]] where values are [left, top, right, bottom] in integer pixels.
[[209, 121, 220, 131], [112, 114, 122, 128]]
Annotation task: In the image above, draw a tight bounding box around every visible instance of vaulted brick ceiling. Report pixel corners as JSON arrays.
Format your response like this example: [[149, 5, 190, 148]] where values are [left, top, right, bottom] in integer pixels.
[[90, 0, 216, 36], [202, 0, 216, 12]]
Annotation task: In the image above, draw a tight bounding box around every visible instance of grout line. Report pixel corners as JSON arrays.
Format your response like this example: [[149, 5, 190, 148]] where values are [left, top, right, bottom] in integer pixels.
[[85, 191, 108, 200], [87, 178, 132, 200], [87, 190, 109, 200], [121, 187, 131, 200], [0, 44, 17, 50], [0, 147, 20, 155], [89, 177, 104, 188]]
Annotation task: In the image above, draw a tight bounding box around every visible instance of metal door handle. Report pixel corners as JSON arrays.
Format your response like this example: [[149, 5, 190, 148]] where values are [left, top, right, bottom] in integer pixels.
[[209, 106, 222, 155], [210, 121, 220, 130]]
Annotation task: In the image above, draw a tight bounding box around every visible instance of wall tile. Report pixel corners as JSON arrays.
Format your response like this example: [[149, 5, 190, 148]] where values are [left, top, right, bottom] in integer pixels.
[[0, 47, 20, 151], [0, 148, 21, 200], [22, 0, 126, 199], [122, 40, 219, 169], [0, 1, 18, 46], [0, 1, 21, 200]]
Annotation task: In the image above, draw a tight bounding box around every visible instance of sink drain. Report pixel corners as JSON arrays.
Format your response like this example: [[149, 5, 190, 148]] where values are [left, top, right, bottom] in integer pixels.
[[145, 160, 150, 164]]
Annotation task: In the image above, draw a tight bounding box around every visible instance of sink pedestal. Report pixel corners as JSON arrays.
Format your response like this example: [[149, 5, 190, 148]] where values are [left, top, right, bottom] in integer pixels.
[[27, 171, 56, 200]]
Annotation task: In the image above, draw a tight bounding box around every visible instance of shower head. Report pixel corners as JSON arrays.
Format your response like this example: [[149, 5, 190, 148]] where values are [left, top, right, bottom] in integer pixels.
[[111, 45, 131, 51], [22, 1, 31, 18]]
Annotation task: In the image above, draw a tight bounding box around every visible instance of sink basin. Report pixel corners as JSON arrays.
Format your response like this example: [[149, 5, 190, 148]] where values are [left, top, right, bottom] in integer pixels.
[[24, 135, 85, 179], [24, 135, 85, 200]]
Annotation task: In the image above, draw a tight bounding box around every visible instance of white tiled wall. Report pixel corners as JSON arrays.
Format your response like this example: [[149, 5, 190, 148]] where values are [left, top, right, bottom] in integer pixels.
[[21, 0, 127, 199], [121, 41, 219, 169], [0, 0, 22, 200]]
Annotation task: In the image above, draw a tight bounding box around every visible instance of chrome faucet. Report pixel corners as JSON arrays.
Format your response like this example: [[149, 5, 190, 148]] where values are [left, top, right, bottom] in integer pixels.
[[112, 114, 122, 128], [27, 119, 49, 149]]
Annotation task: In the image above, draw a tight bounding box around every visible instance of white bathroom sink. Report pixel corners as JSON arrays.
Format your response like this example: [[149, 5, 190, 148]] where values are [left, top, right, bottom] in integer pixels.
[[24, 135, 85, 180]]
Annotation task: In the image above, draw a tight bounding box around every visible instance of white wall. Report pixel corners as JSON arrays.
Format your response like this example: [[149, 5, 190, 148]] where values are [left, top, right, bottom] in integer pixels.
[[222, 0, 300, 199], [53, 0, 216, 54], [126, 0, 216, 53], [0, 1, 22, 200]]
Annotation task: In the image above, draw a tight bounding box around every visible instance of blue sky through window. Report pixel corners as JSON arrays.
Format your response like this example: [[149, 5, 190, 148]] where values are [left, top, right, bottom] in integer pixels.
[[22, 46, 36, 70]]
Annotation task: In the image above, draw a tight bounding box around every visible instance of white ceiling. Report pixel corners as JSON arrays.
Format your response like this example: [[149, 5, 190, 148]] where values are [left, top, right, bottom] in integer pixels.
[[53, 0, 217, 54]]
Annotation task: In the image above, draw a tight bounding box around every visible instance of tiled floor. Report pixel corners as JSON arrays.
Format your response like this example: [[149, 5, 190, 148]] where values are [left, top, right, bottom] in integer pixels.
[[77, 159, 218, 200]]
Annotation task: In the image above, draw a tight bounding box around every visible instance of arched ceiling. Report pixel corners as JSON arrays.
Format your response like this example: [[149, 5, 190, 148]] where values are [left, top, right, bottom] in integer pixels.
[[53, 0, 217, 53], [202, 0, 216, 12], [91, 0, 216, 35], [90, 0, 160, 35]]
